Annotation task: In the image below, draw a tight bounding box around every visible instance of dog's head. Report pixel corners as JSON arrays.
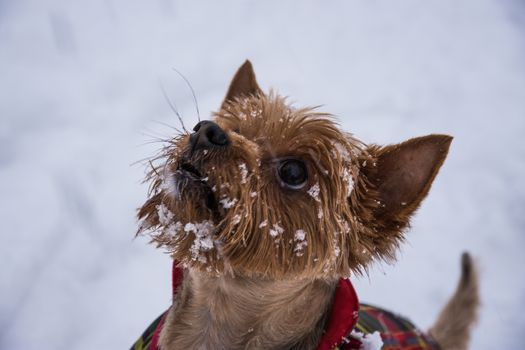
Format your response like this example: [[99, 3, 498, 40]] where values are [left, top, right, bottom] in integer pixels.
[[138, 61, 451, 279]]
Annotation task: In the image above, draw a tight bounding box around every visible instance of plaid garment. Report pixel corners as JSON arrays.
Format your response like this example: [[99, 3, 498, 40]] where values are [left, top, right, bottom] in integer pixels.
[[131, 304, 440, 350], [336, 304, 441, 350], [132, 311, 167, 350]]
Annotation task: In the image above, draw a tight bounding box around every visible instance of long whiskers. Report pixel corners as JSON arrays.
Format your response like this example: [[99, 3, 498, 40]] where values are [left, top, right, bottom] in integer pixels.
[[140, 128, 172, 143], [159, 79, 189, 134], [172, 67, 201, 122], [151, 119, 184, 135]]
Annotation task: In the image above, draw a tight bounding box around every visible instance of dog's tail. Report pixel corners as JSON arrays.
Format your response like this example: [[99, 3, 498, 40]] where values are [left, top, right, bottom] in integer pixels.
[[428, 252, 480, 350]]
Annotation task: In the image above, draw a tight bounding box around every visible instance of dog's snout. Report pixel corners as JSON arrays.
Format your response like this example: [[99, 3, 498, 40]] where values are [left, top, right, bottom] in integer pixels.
[[190, 121, 229, 150]]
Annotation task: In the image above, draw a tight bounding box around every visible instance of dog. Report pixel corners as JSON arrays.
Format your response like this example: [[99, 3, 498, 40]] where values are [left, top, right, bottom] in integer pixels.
[[132, 61, 479, 350]]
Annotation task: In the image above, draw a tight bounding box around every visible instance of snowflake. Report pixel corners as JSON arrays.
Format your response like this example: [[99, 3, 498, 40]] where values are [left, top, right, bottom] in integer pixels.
[[184, 221, 215, 262], [294, 229, 308, 256], [238, 163, 248, 184], [269, 223, 284, 237], [350, 331, 383, 350], [307, 183, 321, 202], [220, 197, 238, 209], [156, 203, 174, 225]]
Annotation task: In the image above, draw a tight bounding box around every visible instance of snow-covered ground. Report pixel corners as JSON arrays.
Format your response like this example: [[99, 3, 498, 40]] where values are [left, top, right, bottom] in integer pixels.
[[1, 1, 524, 349]]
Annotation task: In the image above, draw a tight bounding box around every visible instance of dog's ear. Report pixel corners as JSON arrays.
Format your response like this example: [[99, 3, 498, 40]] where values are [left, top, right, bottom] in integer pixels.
[[360, 134, 452, 232], [221, 60, 263, 109]]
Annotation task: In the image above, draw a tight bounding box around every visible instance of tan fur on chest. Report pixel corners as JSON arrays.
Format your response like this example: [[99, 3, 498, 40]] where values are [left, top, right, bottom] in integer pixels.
[[159, 270, 337, 350]]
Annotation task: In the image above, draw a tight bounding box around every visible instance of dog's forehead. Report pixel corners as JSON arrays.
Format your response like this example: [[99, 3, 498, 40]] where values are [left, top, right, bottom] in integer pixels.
[[217, 95, 347, 158]]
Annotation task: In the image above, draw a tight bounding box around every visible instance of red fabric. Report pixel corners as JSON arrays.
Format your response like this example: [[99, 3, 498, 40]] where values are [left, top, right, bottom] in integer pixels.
[[172, 260, 184, 295], [316, 278, 360, 350]]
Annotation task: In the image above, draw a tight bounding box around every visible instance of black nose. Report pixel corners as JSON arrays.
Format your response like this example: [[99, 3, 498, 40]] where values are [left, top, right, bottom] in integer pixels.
[[189, 121, 229, 151]]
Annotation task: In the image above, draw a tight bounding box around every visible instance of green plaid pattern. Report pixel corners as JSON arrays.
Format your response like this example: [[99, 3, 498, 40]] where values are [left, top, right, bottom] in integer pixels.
[[131, 312, 166, 350]]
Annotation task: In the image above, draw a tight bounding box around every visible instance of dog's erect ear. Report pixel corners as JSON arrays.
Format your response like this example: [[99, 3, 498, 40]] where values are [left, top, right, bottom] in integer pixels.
[[362, 134, 452, 229], [221, 60, 262, 109]]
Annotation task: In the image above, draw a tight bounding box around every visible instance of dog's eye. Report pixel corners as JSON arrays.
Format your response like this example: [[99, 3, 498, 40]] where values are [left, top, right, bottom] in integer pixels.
[[278, 159, 308, 189]]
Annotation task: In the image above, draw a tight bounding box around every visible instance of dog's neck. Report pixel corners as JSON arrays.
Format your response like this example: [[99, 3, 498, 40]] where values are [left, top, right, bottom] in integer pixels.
[[159, 268, 337, 350]]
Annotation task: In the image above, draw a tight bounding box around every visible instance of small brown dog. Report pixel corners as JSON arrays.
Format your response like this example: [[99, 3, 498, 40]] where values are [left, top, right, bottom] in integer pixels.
[[133, 61, 479, 350]]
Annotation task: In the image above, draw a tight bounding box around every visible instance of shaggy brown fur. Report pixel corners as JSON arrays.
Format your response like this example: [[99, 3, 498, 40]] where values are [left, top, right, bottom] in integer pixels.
[[137, 60, 479, 349]]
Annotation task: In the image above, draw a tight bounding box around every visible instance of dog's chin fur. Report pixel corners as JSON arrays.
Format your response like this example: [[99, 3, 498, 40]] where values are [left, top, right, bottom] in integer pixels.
[[137, 60, 479, 350]]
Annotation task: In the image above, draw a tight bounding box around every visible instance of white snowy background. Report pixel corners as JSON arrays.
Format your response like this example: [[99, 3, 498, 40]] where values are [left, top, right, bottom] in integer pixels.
[[1, 1, 524, 349]]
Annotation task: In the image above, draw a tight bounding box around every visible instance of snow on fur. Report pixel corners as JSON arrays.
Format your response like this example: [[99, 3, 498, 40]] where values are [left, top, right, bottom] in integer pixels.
[[184, 221, 215, 262]]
